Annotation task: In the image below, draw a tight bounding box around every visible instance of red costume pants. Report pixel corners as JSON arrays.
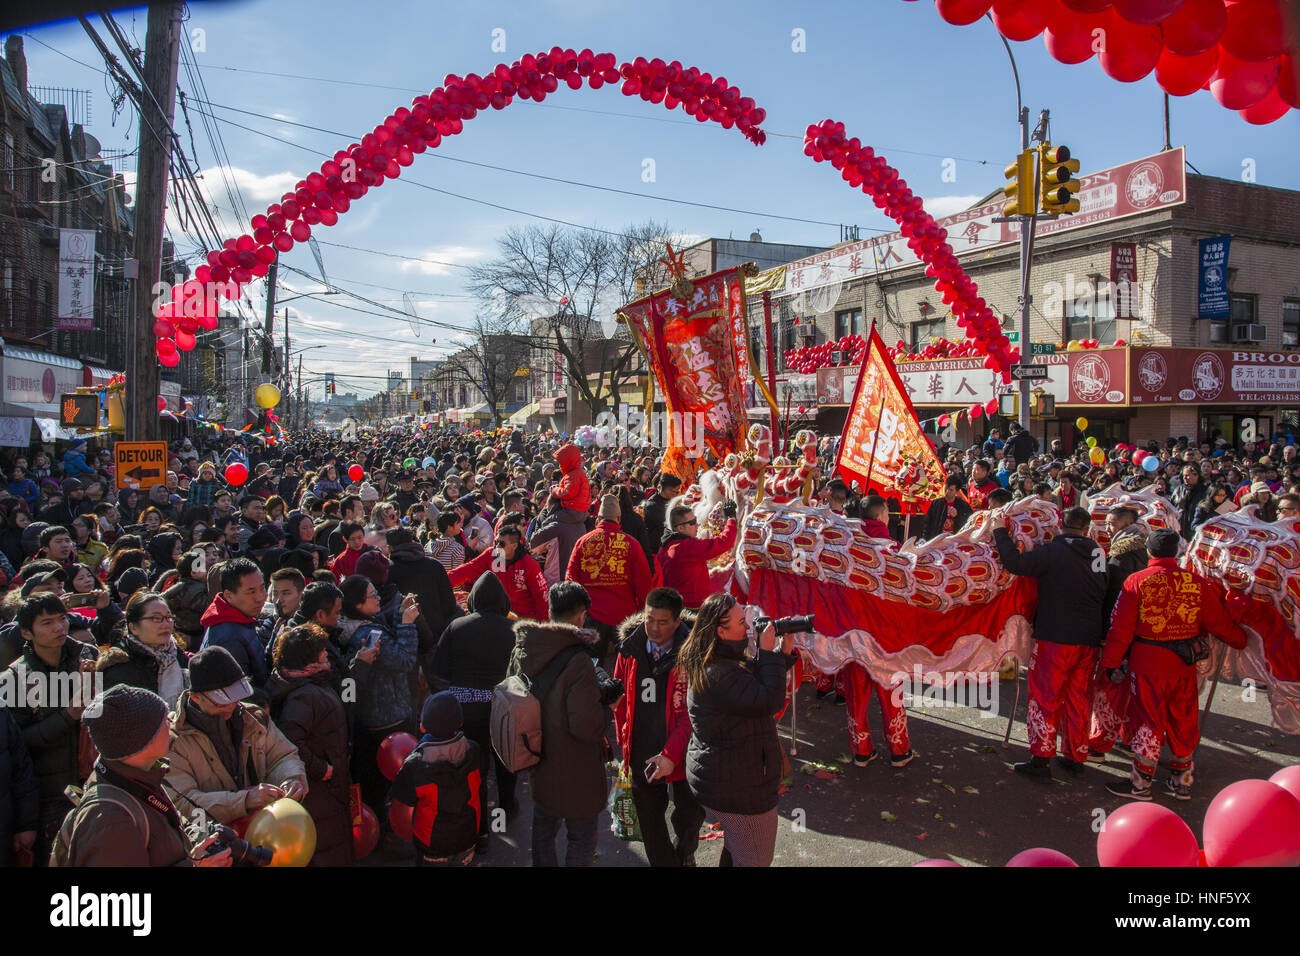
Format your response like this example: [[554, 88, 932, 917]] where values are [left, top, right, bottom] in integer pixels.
[[840, 663, 910, 758], [1087, 669, 1134, 752], [1025, 642, 1098, 762], [1128, 672, 1198, 778]]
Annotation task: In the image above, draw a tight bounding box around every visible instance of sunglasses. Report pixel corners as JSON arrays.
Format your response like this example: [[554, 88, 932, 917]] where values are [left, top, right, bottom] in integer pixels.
[[677, 519, 697, 528]]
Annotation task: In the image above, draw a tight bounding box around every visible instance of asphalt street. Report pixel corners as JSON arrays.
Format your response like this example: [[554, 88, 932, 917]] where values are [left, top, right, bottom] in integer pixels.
[[363, 671, 1298, 868]]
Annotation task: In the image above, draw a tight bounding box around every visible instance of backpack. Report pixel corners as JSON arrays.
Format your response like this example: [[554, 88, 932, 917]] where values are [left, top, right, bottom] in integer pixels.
[[490, 645, 584, 772], [50, 782, 150, 867]]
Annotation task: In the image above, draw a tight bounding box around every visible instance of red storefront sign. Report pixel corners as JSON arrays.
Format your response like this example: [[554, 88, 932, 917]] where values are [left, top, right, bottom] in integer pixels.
[[817, 347, 1129, 408], [1130, 347, 1300, 405]]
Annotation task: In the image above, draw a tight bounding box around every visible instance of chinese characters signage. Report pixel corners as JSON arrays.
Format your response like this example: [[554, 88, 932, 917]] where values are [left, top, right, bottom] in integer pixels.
[[1110, 242, 1137, 319], [1131, 347, 1300, 405], [1197, 236, 1231, 319], [836, 327, 945, 504], [58, 229, 96, 331]]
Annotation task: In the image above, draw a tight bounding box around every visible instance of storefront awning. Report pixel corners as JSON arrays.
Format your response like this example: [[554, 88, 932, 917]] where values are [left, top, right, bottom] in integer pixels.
[[83, 365, 120, 387], [508, 401, 539, 424]]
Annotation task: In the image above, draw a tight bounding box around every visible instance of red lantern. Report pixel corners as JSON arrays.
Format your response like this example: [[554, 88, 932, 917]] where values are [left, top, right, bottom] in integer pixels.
[[224, 462, 249, 486], [969, 403, 984, 419], [348, 464, 364, 482]]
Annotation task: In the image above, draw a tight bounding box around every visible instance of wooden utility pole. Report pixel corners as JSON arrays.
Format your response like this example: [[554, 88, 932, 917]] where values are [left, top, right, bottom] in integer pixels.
[[128, 2, 183, 441]]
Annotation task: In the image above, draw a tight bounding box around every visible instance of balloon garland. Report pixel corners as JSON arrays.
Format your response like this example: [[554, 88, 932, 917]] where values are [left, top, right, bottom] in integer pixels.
[[156, 50, 767, 365], [803, 119, 1020, 382]]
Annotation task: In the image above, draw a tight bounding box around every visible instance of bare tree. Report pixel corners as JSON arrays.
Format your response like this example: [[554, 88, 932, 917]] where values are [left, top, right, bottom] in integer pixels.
[[437, 313, 532, 428], [468, 221, 683, 422]]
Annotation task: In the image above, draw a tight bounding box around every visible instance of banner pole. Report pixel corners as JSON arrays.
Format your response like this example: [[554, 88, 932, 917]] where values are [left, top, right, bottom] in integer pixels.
[[862, 396, 888, 493], [763, 290, 778, 446]]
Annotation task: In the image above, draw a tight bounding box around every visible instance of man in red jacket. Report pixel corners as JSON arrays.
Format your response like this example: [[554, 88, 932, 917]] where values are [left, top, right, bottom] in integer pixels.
[[612, 587, 704, 866], [448, 525, 549, 621], [657, 504, 737, 611], [567, 495, 650, 662], [1101, 529, 1247, 802]]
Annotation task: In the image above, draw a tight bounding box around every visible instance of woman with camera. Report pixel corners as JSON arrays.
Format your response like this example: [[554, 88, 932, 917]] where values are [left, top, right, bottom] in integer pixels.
[[678, 592, 794, 867]]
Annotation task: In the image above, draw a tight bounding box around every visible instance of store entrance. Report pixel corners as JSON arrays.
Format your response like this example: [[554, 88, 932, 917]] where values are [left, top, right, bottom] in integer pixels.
[[1200, 413, 1272, 448]]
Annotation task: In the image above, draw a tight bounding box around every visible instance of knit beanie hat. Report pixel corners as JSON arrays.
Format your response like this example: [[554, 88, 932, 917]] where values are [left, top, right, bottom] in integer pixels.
[[358, 482, 379, 503], [420, 691, 463, 743], [598, 493, 621, 522], [84, 685, 170, 760], [114, 566, 150, 602], [62, 477, 83, 493], [355, 549, 390, 586]]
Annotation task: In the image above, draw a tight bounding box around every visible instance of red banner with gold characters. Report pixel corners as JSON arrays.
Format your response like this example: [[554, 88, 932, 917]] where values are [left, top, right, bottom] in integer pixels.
[[837, 326, 946, 512], [620, 265, 750, 470]]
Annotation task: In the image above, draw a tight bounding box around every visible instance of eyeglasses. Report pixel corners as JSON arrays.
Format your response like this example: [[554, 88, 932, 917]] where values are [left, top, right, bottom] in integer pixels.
[[142, 614, 174, 624], [678, 519, 698, 528]]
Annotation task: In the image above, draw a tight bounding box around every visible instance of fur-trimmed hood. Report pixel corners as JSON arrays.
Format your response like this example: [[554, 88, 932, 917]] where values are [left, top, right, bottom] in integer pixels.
[[1110, 526, 1148, 558], [511, 620, 600, 678], [616, 607, 696, 647]]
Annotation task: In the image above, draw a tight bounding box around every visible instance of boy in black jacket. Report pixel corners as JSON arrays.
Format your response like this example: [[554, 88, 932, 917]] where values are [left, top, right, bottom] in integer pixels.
[[390, 691, 481, 866]]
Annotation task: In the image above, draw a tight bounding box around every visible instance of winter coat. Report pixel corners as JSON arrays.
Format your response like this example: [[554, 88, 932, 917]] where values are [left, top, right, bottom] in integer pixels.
[[345, 615, 419, 730], [657, 519, 737, 610], [8, 477, 39, 510], [1103, 527, 1149, 618], [993, 528, 1109, 646], [95, 637, 191, 698], [923, 495, 973, 540], [186, 478, 221, 509], [265, 669, 354, 866], [164, 577, 211, 646], [61, 448, 97, 479], [165, 692, 308, 824], [199, 594, 271, 687], [613, 611, 693, 782], [620, 510, 654, 566], [1005, 430, 1038, 466], [1, 706, 40, 866], [1171, 481, 1208, 539], [508, 621, 609, 819], [528, 507, 588, 580], [430, 573, 516, 728], [5, 638, 98, 827], [685, 641, 789, 815], [566, 520, 651, 628], [448, 547, 549, 621], [551, 443, 592, 513], [391, 735, 481, 858], [643, 493, 674, 557], [387, 541, 462, 667]]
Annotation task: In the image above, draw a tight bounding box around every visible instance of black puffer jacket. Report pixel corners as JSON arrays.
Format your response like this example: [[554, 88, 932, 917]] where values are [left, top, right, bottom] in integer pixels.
[[685, 641, 789, 815], [387, 541, 462, 674], [1, 706, 40, 865], [430, 573, 515, 709], [993, 527, 1109, 646], [1171, 480, 1207, 540], [1104, 527, 1150, 618], [163, 578, 211, 649], [265, 669, 354, 867]]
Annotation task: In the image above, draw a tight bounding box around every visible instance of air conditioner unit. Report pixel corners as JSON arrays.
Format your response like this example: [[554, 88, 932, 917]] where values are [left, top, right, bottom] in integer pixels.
[[796, 322, 815, 338], [1232, 324, 1266, 343]]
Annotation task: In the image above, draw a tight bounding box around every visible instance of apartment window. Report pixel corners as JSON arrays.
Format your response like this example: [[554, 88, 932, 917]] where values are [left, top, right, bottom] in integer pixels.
[[1210, 294, 1256, 343], [1064, 282, 1117, 343], [910, 317, 946, 351], [834, 308, 862, 339], [1284, 300, 1300, 348]]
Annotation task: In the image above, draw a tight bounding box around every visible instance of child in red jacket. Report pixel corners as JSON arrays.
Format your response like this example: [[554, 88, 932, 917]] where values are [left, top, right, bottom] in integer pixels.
[[551, 444, 592, 516]]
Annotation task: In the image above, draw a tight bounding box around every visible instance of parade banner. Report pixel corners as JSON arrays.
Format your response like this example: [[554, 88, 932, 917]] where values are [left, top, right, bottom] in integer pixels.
[[620, 264, 750, 470], [835, 326, 946, 503]]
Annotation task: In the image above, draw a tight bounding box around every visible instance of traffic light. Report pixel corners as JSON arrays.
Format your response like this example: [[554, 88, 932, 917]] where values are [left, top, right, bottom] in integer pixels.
[[1001, 148, 1036, 218], [1039, 144, 1081, 216]]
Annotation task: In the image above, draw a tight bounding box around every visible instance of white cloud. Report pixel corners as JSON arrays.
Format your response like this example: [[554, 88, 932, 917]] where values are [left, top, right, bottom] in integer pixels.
[[271, 113, 297, 123], [397, 245, 486, 276], [921, 195, 981, 218], [196, 166, 301, 204]]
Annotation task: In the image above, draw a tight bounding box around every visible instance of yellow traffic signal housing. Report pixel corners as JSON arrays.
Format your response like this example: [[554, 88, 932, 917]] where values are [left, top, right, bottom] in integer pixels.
[[1002, 148, 1036, 218], [1039, 144, 1081, 216]]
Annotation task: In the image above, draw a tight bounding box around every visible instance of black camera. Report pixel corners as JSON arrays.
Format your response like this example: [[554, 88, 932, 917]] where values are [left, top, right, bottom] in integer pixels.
[[593, 666, 625, 707], [204, 823, 274, 867], [754, 614, 816, 636]]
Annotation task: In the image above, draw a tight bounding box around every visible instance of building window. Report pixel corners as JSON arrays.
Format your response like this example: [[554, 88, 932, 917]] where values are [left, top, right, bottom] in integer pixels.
[[1064, 282, 1117, 344], [1210, 294, 1256, 343], [1284, 300, 1300, 348], [834, 308, 862, 339], [910, 317, 946, 351]]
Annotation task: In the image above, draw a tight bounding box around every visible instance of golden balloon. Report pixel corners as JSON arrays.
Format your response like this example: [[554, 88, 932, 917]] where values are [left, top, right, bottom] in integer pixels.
[[244, 797, 316, 867], [254, 383, 282, 409]]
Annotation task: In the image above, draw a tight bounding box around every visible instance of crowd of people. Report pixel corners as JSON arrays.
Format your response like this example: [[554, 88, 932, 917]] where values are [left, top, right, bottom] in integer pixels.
[[0, 417, 1295, 868]]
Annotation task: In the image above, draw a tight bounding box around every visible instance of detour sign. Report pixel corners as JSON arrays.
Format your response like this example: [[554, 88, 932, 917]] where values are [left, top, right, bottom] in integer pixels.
[[114, 441, 169, 489]]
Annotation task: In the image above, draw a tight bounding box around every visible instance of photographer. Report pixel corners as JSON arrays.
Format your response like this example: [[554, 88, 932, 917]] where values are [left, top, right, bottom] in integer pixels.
[[678, 593, 794, 867], [51, 685, 230, 867]]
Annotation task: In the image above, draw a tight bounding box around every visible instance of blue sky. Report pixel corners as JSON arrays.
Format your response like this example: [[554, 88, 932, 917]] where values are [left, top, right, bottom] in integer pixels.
[[16, 0, 1300, 396]]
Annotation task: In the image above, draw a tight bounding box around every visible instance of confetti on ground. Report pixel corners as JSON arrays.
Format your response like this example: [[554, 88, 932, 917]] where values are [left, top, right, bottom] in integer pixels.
[[814, 770, 839, 781], [962, 785, 980, 794], [980, 746, 999, 754], [832, 752, 853, 765], [931, 778, 944, 785], [933, 812, 943, 820], [916, 832, 929, 840], [880, 811, 897, 823], [801, 760, 844, 776], [941, 783, 956, 794]]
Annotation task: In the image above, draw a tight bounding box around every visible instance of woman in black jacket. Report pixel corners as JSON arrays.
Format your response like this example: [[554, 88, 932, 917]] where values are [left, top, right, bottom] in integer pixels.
[[146, 530, 184, 588], [266, 623, 354, 867], [678, 592, 793, 867]]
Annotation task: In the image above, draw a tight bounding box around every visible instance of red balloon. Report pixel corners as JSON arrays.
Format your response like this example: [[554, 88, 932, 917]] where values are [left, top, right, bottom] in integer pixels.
[[1280, 54, 1298, 108], [1007, 847, 1078, 867], [1097, 802, 1199, 866], [1239, 85, 1290, 124], [354, 804, 380, 860], [969, 402, 984, 419], [291, 220, 311, 242], [1268, 764, 1300, 802], [273, 233, 294, 252], [1203, 779, 1300, 867], [175, 330, 196, 352], [1098, 10, 1164, 82], [1159, 0, 1225, 55], [388, 800, 414, 841], [348, 464, 364, 482], [1044, 5, 1109, 63], [224, 462, 249, 487], [1210, 50, 1281, 109], [1156, 46, 1220, 96], [156, 337, 177, 356], [378, 731, 419, 782], [157, 396, 167, 413], [152, 319, 175, 339], [1061, 0, 1113, 10], [934, 0, 994, 26], [1220, 0, 1283, 62], [991, 0, 1052, 42], [1110, 0, 1185, 24], [913, 859, 963, 867], [158, 350, 180, 368]]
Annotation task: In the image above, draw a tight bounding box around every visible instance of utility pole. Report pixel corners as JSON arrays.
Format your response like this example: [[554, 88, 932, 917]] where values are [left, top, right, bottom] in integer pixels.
[[262, 254, 278, 377], [1017, 106, 1036, 433], [128, 2, 182, 441], [283, 306, 290, 426]]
